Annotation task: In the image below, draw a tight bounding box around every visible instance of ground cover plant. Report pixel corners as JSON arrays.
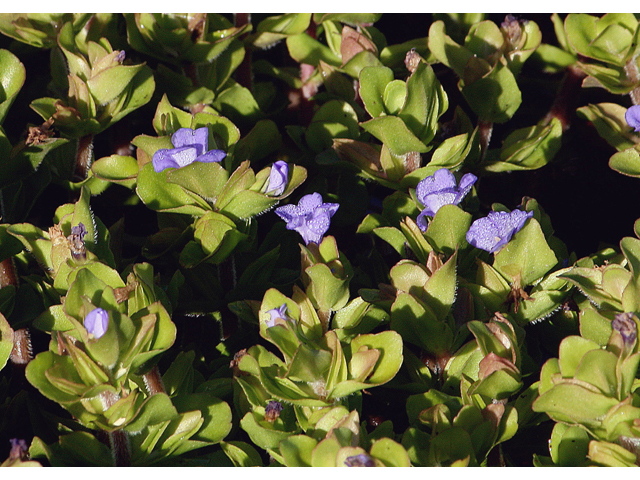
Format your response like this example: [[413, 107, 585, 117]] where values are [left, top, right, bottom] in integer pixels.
[[3, 12, 640, 467]]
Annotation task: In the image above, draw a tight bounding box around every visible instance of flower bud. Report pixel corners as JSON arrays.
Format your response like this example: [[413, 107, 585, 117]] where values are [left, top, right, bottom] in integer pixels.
[[265, 161, 289, 196], [344, 453, 375, 467], [84, 308, 109, 339], [264, 400, 283, 422]]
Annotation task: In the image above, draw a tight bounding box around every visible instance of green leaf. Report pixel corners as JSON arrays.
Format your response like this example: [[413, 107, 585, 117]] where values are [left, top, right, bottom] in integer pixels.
[[280, 435, 316, 466], [0, 312, 12, 371], [484, 117, 562, 172], [398, 62, 448, 146], [532, 383, 619, 429], [462, 62, 522, 123], [425, 204, 472, 256], [391, 292, 452, 354], [493, 218, 557, 286], [609, 147, 640, 178], [152, 93, 194, 135], [0, 49, 26, 125], [360, 115, 428, 156], [577, 103, 638, 152], [359, 66, 394, 118], [221, 441, 264, 467], [251, 13, 312, 49], [286, 33, 342, 67], [136, 163, 211, 215], [91, 155, 139, 187]]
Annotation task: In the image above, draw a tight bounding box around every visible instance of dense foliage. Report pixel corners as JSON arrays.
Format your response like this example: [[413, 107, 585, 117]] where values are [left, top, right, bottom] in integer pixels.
[[2, 13, 640, 467]]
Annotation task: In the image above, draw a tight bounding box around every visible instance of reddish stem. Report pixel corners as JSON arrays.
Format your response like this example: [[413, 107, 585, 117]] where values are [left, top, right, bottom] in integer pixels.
[[234, 13, 252, 92], [73, 134, 94, 182], [543, 65, 587, 131]]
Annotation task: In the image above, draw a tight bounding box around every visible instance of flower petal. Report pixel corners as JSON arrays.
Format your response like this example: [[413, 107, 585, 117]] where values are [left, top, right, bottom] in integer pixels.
[[152, 148, 180, 172], [196, 149, 227, 164], [172, 127, 209, 156], [416, 168, 457, 204], [466, 209, 533, 253], [265, 161, 289, 196], [626, 105, 640, 133]]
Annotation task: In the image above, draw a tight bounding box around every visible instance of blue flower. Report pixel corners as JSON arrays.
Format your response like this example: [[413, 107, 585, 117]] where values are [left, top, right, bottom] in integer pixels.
[[265, 304, 289, 328], [626, 105, 640, 132], [152, 127, 226, 172], [416, 168, 477, 232], [84, 308, 109, 339], [275, 193, 339, 245], [466, 209, 533, 253], [344, 453, 376, 467], [265, 161, 289, 196]]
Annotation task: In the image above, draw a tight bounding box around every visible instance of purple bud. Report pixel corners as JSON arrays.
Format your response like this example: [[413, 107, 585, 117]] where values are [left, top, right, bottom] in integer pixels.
[[264, 400, 283, 422], [265, 304, 289, 328], [68, 223, 87, 261], [84, 308, 109, 339], [9, 439, 28, 460], [116, 50, 126, 63], [626, 105, 640, 133], [613, 312, 637, 348], [415, 168, 477, 232], [275, 193, 339, 245], [265, 161, 289, 196], [466, 209, 534, 253], [345, 453, 375, 467]]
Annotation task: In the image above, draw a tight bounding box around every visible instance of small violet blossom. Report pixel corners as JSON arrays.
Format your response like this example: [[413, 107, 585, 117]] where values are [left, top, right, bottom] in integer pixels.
[[265, 304, 289, 328], [466, 209, 534, 253], [264, 400, 283, 422], [152, 127, 226, 172], [9, 439, 28, 460], [265, 161, 289, 196], [84, 308, 109, 339], [626, 105, 640, 132], [275, 192, 339, 245], [415, 168, 477, 232], [612, 312, 637, 348], [344, 453, 376, 467]]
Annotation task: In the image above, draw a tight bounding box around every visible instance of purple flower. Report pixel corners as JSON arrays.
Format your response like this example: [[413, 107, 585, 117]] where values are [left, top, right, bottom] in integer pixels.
[[345, 453, 376, 467], [9, 439, 28, 460], [265, 161, 289, 196], [466, 209, 534, 253], [265, 304, 289, 328], [152, 127, 226, 172], [275, 193, 339, 245], [613, 312, 637, 348], [68, 223, 87, 261], [416, 168, 477, 232], [626, 105, 640, 132], [84, 308, 109, 339], [264, 400, 283, 422]]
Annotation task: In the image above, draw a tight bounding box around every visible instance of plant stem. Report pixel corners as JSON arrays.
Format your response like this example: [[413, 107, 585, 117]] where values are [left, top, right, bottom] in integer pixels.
[[626, 57, 640, 106], [544, 65, 587, 131], [142, 365, 166, 395], [234, 13, 252, 92], [108, 430, 131, 467], [478, 120, 493, 160], [73, 134, 94, 182]]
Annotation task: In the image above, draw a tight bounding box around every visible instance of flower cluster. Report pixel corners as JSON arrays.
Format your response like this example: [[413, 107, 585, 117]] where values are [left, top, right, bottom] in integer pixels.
[[152, 127, 226, 172]]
